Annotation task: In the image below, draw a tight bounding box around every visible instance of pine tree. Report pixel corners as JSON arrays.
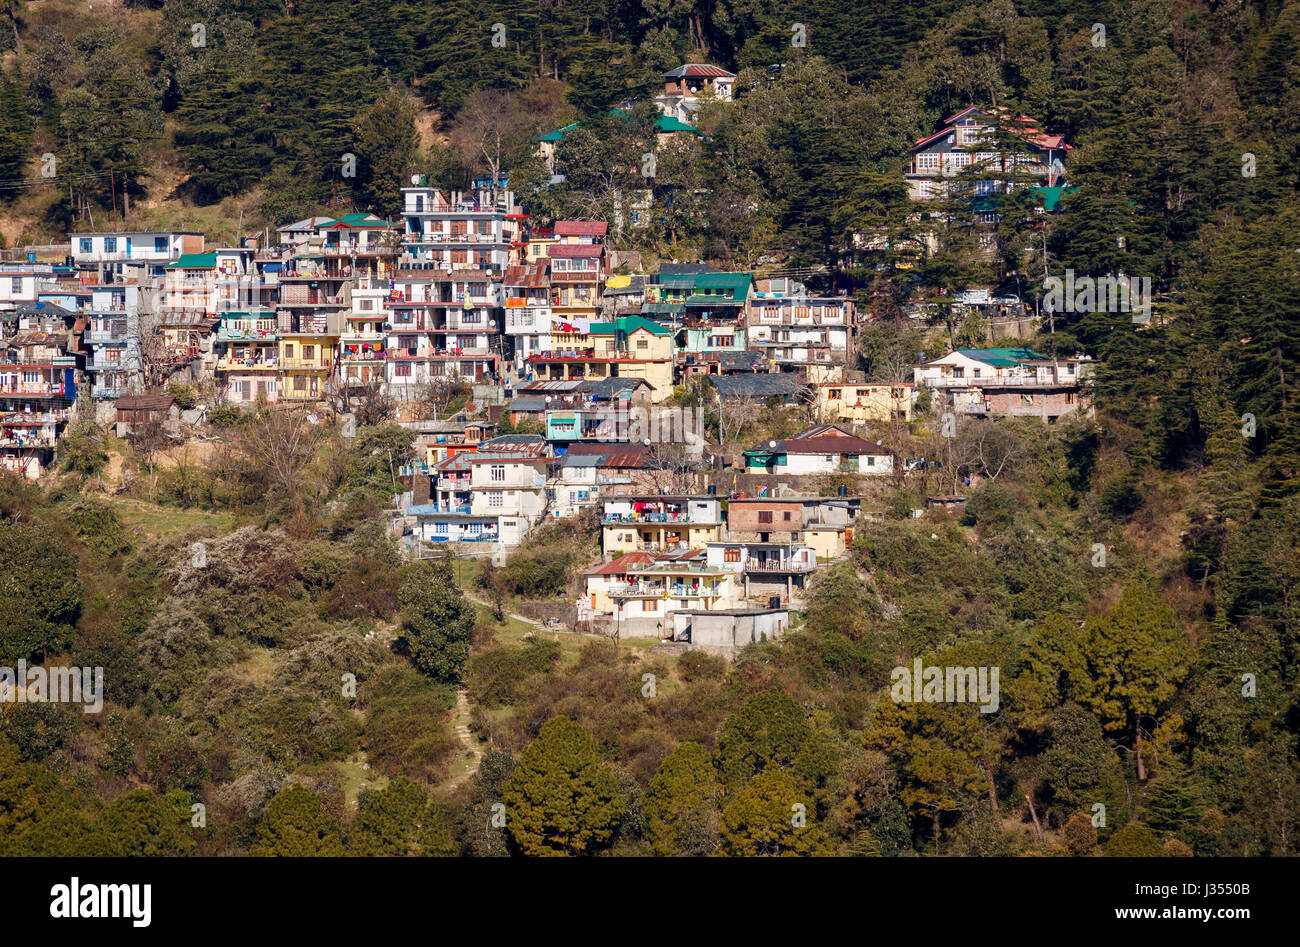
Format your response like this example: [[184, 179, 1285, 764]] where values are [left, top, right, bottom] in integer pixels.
[[397, 557, 476, 684], [502, 717, 624, 857], [251, 785, 344, 857]]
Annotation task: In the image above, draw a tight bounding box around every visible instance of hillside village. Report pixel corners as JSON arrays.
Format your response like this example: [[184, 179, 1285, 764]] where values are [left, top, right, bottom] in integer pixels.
[[0, 112, 1099, 652]]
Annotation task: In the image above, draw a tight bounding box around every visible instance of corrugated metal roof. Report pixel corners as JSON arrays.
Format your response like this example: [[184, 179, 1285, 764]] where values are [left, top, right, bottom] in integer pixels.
[[554, 221, 609, 237], [707, 374, 804, 399]]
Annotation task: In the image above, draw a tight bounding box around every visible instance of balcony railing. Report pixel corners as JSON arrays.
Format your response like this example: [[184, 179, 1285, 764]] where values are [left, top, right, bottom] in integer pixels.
[[218, 357, 280, 370], [0, 382, 65, 396], [603, 511, 692, 525], [744, 559, 815, 573], [921, 374, 1082, 388]]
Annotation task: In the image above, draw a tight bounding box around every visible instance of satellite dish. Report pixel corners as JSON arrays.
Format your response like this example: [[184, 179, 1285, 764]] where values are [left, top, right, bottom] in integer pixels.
[[768, 440, 776, 448]]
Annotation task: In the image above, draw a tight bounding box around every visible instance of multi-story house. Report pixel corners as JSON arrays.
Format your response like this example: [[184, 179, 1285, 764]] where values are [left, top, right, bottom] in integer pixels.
[[815, 382, 918, 425], [502, 263, 552, 374], [385, 269, 503, 396], [84, 285, 143, 402], [318, 214, 398, 280], [914, 347, 1094, 421], [275, 237, 350, 401], [215, 308, 280, 403], [905, 106, 1071, 203], [400, 181, 524, 274], [725, 495, 860, 545], [527, 315, 674, 402], [467, 447, 551, 545], [642, 268, 751, 379], [0, 327, 76, 478], [602, 553, 743, 637], [743, 424, 894, 475], [0, 264, 59, 315], [548, 228, 606, 329], [69, 231, 203, 281], [655, 63, 735, 122], [157, 252, 221, 373], [601, 495, 724, 555], [746, 278, 856, 379], [704, 540, 817, 606], [338, 276, 389, 389]]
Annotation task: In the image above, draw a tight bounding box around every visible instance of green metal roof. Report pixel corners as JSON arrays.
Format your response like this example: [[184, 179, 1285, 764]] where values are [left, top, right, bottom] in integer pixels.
[[642, 302, 686, 315], [589, 315, 672, 337], [537, 112, 702, 144], [324, 213, 392, 228], [692, 272, 751, 293], [956, 347, 1045, 367], [166, 252, 217, 269], [537, 122, 580, 143], [1029, 185, 1077, 212]]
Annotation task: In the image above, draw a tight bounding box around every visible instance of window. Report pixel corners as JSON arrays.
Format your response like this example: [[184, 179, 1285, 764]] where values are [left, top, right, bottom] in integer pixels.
[[783, 511, 792, 521], [294, 376, 306, 391], [917, 152, 941, 171], [80, 239, 93, 254], [490, 464, 505, 482], [724, 547, 741, 562], [488, 490, 503, 508], [155, 237, 167, 252], [10, 277, 20, 293], [636, 338, 649, 349], [104, 237, 117, 253], [451, 250, 467, 265], [359, 300, 373, 311], [643, 598, 658, 612], [758, 510, 773, 524], [284, 344, 295, 359], [303, 345, 315, 360], [829, 389, 841, 400], [395, 363, 412, 377]]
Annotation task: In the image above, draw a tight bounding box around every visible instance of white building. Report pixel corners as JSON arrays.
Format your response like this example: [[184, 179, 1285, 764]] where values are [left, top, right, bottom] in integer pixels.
[[400, 180, 523, 274]]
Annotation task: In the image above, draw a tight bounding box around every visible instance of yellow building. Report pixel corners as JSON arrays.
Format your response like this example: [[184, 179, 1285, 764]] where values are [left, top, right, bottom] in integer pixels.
[[529, 316, 675, 403], [816, 382, 916, 424], [278, 334, 337, 400], [799, 524, 850, 561], [600, 495, 724, 555]]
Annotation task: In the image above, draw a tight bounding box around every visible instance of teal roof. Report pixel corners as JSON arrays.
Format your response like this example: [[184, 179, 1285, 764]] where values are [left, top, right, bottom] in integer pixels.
[[642, 302, 686, 315], [589, 315, 672, 337], [324, 213, 392, 228], [537, 122, 580, 143], [538, 112, 702, 144], [957, 347, 1046, 367], [166, 252, 217, 269], [1029, 185, 1077, 212]]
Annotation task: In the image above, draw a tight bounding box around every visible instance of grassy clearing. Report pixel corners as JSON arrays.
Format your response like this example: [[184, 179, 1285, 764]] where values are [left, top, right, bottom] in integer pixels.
[[334, 753, 389, 809], [108, 496, 236, 543]]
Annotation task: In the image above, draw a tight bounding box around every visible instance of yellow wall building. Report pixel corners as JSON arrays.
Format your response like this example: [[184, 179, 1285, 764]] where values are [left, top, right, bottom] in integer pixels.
[[816, 382, 917, 424]]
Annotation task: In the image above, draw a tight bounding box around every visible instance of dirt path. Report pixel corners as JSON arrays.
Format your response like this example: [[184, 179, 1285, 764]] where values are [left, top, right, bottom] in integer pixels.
[[461, 589, 545, 628], [448, 689, 483, 789]]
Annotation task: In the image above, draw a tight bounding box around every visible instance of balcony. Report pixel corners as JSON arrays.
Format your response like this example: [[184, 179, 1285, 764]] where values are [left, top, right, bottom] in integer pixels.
[[921, 373, 1082, 389], [218, 356, 279, 371], [0, 435, 57, 449], [410, 232, 499, 244], [85, 329, 129, 344], [217, 327, 279, 342], [323, 244, 397, 256], [603, 511, 693, 525], [0, 382, 66, 397], [744, 558, 815, 573]]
